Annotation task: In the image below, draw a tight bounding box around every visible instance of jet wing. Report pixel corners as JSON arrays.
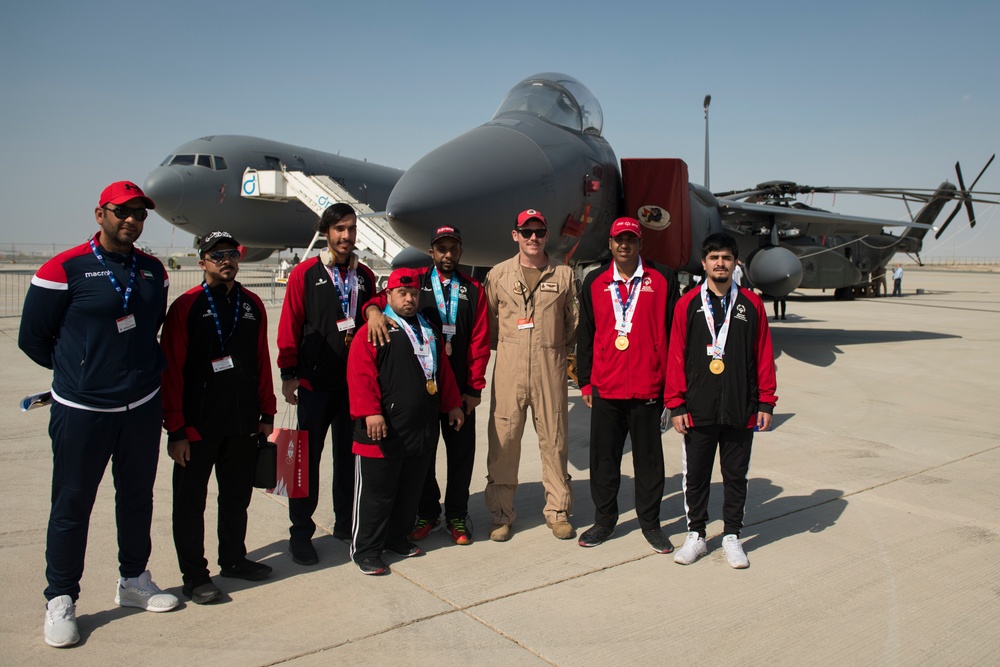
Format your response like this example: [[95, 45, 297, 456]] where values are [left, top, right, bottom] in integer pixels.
[[717, 200, 933, 237]]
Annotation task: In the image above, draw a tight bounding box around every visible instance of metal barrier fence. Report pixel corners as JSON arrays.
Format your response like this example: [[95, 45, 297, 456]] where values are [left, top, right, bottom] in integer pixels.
[[1, 269, 288, 318]]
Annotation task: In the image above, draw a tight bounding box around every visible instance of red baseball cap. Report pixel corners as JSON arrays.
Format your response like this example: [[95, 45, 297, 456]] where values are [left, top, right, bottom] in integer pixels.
[[610, 217, 642, 238], [386, 268, 421, 290], [516, 209, 546, 227], [99, 181, 155, 209]]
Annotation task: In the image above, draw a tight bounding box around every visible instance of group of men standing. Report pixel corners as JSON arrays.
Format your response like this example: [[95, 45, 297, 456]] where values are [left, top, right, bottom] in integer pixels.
[[20, 181, 776, 649]]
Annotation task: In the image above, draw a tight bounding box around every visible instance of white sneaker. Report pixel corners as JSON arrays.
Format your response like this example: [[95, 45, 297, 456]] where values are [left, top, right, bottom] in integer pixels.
[[44, 595, 79, 647], [722, 534, 750, 569], [673, 531, 708, 565], [115, 571, 178, 612]]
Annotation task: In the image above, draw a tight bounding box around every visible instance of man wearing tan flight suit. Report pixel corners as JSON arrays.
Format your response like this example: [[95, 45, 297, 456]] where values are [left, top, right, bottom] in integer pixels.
[[484, 209, 579, 542]]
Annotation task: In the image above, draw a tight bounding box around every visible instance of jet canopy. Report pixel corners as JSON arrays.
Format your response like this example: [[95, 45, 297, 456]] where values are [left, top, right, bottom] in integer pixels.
[[493, 72, 604, 136]]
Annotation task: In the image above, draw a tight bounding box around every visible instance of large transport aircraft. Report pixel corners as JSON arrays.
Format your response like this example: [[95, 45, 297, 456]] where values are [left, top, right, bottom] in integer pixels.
[[144, 73, 996, 296]]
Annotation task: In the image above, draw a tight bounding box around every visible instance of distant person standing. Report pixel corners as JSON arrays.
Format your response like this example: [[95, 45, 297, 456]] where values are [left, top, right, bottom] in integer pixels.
[[292, 252, 301, 266], [161, 231, 277, 604], [666, 232, 777, 569], [772, 295, 786, 320], [364, 226, 490, 546], [483, 209, 579, 542], [892, 263, 904, 296], [19, 181, 177, 648], [347, 269, 465, 574], [277, 203, 377, 565], [577, 218, 679, 553]]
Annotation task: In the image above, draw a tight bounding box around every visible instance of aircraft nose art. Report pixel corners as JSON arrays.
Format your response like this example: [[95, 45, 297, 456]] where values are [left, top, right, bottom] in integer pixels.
[[386, 124, 553, 266], [143, 167, 184, 218]]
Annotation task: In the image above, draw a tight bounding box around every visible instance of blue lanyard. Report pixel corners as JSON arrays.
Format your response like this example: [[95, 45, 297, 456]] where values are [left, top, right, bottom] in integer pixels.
[[430, 268, 459, 339], [89, 238, 137, 314], [384, 305, 437, 381], [328, 264, 357, 320], [201, 281, 241, 351]]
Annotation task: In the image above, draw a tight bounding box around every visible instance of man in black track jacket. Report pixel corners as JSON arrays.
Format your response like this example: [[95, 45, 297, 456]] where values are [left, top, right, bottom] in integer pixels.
[[161, 231, 277, 604]]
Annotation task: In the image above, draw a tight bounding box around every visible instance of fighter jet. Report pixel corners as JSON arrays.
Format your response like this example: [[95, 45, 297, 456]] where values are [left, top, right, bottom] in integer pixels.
[[386, 73, 994, 297]]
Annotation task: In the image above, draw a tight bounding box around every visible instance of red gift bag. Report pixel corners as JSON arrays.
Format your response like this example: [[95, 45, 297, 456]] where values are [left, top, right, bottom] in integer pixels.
[[267, 427, 309, 498]]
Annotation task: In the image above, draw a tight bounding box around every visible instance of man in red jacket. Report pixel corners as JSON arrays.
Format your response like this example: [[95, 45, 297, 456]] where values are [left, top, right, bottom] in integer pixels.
[[577, 217, 679, 553], [347, 269, 465, 575], [665, 233, 777, 569], [363, 226, 490, 545]]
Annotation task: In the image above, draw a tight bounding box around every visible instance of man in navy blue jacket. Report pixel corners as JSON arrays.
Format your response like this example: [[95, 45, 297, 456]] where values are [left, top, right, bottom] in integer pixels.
[[19, 181, 178, 649]]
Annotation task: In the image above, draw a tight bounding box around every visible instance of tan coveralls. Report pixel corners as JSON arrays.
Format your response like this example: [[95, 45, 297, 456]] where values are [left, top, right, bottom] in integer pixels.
[[484, 255, 579, 526]]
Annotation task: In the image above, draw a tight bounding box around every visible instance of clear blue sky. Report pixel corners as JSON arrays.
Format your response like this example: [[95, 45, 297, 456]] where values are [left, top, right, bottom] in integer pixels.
[[2, 1, 997, 257]]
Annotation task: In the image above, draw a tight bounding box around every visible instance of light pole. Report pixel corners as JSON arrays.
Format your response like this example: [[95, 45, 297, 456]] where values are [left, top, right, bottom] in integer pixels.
[[703, 95, 712, 189]]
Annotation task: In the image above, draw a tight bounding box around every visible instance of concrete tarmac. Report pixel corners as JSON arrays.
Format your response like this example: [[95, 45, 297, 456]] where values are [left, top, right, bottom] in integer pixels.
[[1, 267, 998, 666]]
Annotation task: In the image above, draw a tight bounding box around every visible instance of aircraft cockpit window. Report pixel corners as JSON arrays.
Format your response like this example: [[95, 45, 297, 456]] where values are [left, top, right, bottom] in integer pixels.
[[492, 72, 604, 136], [213, 156, 228, 170], [160, 155, 173, 166], [197, 155, 212, 168], [169, 154, 196, 166]]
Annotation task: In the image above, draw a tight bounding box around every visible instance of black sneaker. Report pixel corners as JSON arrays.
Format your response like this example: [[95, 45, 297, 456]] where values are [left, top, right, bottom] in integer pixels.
[[642, 528, 674, 554], [182, 580, 222, 605], [220, 558, 273, 581], [578, 524, 614, 547], [385, 541, 423, 558], [357, 557, 389, 575], [290, 539, 319, 566]]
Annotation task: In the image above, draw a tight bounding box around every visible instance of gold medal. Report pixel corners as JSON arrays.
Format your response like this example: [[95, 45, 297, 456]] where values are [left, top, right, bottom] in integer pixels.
[[709, 358, 725, 374], [426, 379, 437, 395], [615, 335, 630, 351], [445, 340, 453, 356]]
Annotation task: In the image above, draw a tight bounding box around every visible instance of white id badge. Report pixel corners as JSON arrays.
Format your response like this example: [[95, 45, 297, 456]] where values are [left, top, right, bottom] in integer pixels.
[[337, 319, 355, 332], [442, 324, 457, 336], [116, 314, 136, 333], [706, 345, 715, 356], [415, 344, 432, 357], [616, 320, 633, 334], [212, 356, 235, 372]]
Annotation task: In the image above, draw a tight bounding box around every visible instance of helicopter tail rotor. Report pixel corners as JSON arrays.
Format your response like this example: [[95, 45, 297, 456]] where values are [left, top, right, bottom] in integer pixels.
[[935, 154, 994, 239]]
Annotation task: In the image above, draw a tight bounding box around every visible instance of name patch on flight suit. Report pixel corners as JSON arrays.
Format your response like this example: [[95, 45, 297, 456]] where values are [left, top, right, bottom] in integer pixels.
[[539, 282, 559, 292]]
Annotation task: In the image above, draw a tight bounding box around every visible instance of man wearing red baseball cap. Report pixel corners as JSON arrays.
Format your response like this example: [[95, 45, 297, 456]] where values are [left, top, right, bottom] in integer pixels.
[[483, 209, 579, 542], [20, 181, 176, 648], [347, 268, 465, 574], [577, 217, 680, 553], [363, 225, 490, 546]]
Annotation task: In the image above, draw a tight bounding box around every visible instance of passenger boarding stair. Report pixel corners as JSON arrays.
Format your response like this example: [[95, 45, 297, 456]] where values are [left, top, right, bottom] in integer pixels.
[[240, 167, 406, 268]]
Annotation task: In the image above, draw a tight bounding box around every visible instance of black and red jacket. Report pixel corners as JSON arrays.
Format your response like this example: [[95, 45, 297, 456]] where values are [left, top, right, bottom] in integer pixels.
[[665, 285, 777, 428], [347, 319, 462, 459], [578, 259, 679, 401], [161, 282, 277, 442], [363, 266, 489, 398], [276, 254, 377, 392]]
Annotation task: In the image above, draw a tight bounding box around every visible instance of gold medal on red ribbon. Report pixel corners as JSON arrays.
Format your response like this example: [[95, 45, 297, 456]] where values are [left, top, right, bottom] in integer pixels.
[[709, 359, 725, 374], [615, 335, 630, 351], [426, 379, 437, 395], [445, 340, 453, 356]]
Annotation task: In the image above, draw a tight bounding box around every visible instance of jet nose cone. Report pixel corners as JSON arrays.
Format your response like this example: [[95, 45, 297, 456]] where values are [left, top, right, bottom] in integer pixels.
[[143, 168, 184, 217], [387, 124, 552, 266]]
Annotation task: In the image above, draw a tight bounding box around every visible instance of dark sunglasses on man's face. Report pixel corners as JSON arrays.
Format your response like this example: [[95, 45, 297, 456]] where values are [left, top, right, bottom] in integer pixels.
[[205, 249, 241, 263], [104, 206, 149, 221], [515, 228, 548, 239]]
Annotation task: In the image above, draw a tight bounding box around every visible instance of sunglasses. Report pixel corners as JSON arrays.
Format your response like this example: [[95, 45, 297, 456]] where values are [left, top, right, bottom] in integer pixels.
[[204, 249, 241, 263], [104, 206, 149, 221], [515, 228, 548, 239]]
